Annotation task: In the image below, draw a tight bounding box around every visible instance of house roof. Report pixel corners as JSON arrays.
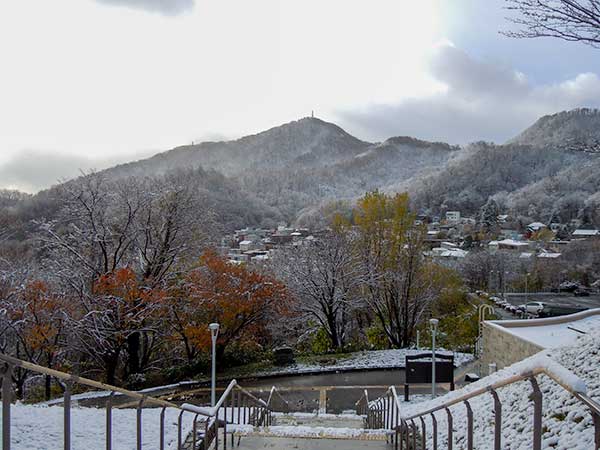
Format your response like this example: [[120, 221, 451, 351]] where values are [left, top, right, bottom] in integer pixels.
[[572, 229, 600, 236], [538, 252, 561, 259], [496, 238, 530, 247], [527, 222, 547, 230]]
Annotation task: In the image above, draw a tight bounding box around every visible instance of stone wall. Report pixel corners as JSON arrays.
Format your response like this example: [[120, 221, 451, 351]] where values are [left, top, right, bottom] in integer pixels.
[[480, 322, 543, 371]]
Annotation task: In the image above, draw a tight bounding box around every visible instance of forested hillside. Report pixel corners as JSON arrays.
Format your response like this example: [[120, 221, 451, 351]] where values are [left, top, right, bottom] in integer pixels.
[[3, 109, 600, 234]]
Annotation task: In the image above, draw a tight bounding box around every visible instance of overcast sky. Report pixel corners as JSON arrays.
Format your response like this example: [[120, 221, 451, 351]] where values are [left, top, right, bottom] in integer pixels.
[[1, 0, 600, 192]]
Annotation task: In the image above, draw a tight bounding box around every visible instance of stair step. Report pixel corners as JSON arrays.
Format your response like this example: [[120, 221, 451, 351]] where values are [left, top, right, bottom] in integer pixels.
[[234, 425, 389, 441]]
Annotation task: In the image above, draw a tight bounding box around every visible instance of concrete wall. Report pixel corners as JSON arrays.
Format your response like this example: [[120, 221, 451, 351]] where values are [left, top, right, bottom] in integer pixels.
[[480, 322, 543, 371]]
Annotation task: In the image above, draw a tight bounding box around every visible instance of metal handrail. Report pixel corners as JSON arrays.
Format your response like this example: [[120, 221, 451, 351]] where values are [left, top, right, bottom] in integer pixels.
[[0, 352, 213, 450], [399, 359, 598, 421], [0, 352, 187, 411], [0, 352, 291, 450], [362, 355, 600, 450], [266, 386, 290, 413]]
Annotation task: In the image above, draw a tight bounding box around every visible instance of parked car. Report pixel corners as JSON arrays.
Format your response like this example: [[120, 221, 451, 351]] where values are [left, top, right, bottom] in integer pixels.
[[574, 289, 590, 297], [518, 301, 545, 315], [559, 281, 580, 292]]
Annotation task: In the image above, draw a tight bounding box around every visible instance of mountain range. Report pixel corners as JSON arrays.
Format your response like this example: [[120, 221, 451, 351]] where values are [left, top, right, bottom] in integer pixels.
[[5, 108, 600, 230]]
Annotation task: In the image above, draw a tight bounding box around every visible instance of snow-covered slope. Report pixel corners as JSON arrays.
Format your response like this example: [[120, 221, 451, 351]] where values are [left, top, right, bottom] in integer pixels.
[[0, 404, 195, 450], [510, 108, 600, 152], [403, 328, 600, 450]]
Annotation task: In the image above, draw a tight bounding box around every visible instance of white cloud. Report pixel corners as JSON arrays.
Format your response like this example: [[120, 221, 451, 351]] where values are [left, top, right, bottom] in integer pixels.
[[94, 0, 194, 15], [338, 45, 600, 144], [0, 150, 152, 193]]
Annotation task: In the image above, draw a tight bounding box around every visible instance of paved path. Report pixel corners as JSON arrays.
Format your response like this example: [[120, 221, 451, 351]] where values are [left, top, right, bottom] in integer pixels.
[[237, 436, 389, 449]]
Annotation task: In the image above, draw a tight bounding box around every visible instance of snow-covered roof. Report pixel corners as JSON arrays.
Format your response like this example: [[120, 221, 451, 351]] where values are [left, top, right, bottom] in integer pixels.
[[487, 309, 600, 349], [519, 252, 533, 259], [432, 247, 468, 258], [239, 240, 253, 245], [497, 238, 530, 247], [572, 229, 600, 236], [538, 251, 561, 259], [527, 222, 547, 230]]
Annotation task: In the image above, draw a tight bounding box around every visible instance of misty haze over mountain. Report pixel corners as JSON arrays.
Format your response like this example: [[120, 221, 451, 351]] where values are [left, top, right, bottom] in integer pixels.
[[4, 107, 600, 231]]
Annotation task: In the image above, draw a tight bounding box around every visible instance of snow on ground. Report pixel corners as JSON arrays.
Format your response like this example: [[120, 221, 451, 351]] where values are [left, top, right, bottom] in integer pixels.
[[43, 381, 197, 406], [234, 425, 388, 439], [489, 308, 600, 349], [399, 328, 600, 450], [254, 348, 473, 377], [0, 404, 197, 450], [43, 348, 473, 406]]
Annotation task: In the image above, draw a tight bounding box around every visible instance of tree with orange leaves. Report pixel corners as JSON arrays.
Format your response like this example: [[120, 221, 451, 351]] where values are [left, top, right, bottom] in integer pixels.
[[71, 268, 166, 385], [167, 250, 288, 364], [1, 280, 69, 399]]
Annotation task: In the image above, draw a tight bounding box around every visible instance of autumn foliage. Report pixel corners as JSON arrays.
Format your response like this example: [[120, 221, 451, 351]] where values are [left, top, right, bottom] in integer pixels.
[[168, 250, 289, 361]]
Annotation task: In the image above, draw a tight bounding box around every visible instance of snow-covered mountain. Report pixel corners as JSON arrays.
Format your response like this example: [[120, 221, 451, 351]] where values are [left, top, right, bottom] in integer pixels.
[[106, 117, 371, 179], [510, 108, 600, 153], [8, 108, 600, 230]]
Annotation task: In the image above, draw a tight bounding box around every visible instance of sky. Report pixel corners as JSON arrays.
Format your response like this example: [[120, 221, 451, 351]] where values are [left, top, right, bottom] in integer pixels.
[[1, 0, 600, 192]]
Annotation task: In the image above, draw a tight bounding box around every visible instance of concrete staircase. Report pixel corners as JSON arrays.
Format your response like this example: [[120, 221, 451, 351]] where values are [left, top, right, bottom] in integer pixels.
[[233, 412, 391, 449]]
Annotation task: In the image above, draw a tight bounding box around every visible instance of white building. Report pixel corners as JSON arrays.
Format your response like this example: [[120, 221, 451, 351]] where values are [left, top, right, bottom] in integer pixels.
[[446, 211, 461, 223]]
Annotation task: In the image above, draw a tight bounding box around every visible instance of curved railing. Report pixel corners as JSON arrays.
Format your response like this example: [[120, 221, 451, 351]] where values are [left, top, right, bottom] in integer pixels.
[[0, 352, 288, 450], [361, 355, 600, 450]]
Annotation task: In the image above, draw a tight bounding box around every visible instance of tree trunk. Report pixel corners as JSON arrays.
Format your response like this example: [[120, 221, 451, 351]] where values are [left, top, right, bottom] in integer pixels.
[[45, 374, 52, 401], [105, 354, 119, 385], [127, 332, 141, 376]]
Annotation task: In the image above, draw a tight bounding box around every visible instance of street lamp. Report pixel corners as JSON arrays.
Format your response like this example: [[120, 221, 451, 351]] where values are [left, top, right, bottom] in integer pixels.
[[429, 318, 439, 398], [209, 322, 220, 407]]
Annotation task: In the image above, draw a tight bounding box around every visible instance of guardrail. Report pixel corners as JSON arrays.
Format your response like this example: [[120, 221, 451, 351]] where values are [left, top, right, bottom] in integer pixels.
[[360, 355, 600, 450], [0, 353, 288, 450], [181, 379, 289, 449]]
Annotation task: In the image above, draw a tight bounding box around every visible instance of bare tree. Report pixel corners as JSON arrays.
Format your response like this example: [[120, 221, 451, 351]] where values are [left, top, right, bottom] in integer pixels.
[[273, 229, 361, 350], [39, 169, 217, 383], [504, 0, 600, 47]]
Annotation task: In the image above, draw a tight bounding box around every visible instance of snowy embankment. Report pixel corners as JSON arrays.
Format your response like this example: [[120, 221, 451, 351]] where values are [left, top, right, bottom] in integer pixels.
[[401, 329, 600, 450], [45, 348, 473, 406], [254, 348, 474, 378], [0, 404, 196, 450]]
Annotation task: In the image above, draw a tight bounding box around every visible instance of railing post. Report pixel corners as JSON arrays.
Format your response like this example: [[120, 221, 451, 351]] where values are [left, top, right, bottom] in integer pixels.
[[490, 388, 502, 450], [431, 413, 438, 450], [445, 408, 453, 450], [592, 411, 600, 450], [243, 396, 247, 424], [136, 397, 144, 450], [419, 416, 426, 450], [411, 419, 417, 450], [224, 405, 228, 450], [192, 414, 199, 450], [177, 410, 184, 450], [237, 391, 241, 425], [106, 392, 115, 450], [398, 421, 403, 450], [160, 406, 166, 450], [464, 400, 473, 450], [529, 377, 542, 450], [2, 364, 13, 450], [64, 382, 71, 450], [388, 396, 392, 429]]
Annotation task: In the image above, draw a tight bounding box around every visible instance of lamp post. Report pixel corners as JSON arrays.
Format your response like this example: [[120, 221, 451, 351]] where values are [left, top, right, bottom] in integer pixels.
[[429, 318, 439, 398], [209, 323, 220, 407]]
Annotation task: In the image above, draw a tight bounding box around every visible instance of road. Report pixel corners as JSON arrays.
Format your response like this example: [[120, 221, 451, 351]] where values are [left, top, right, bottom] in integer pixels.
[[503, 292, 600, 310], [175, 368, 458, 414]]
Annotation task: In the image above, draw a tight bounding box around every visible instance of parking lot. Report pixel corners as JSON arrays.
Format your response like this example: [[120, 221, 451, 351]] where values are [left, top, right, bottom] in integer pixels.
[[489, 292, 600, 318]]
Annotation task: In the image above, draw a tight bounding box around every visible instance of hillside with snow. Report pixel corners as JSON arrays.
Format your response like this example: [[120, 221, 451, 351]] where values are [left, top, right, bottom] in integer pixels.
[[404, 328, 600, 449]]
